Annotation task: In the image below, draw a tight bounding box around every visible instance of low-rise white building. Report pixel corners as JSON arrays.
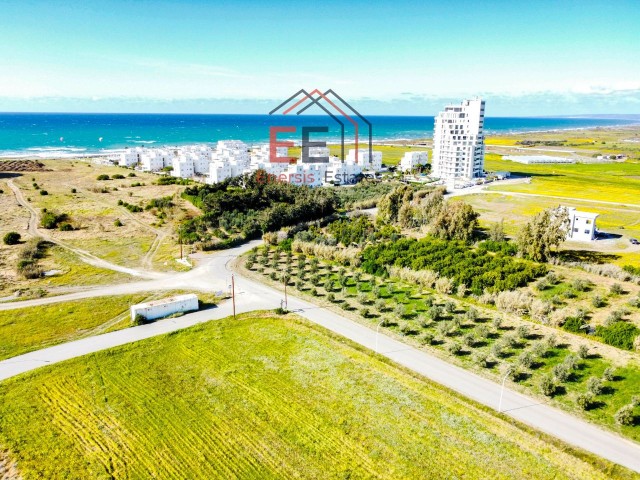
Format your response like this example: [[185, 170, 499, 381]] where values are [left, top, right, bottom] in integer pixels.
[[325, 160, 362, 185], [564, 207, 599, 242], [400, 151, 429, 172], [208, 161, 233, 184], [172, 156, 195, 178], [130, 294, 199, 322], [346, 149, 383, 171], [119, 149, 141, 167]]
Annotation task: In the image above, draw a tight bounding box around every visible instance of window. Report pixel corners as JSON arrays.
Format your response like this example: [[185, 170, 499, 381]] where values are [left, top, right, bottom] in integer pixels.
[[574, 228, 579, 232], [586, 219, 592, 224], [585, 229, 590, 235]]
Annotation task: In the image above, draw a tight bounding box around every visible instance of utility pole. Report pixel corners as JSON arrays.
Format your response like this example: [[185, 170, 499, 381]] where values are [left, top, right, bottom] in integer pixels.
[[283, 270, 288, 310], [375, 319, 385, 353], [231, 274, 236, 320], [498, 367, 512, 413]]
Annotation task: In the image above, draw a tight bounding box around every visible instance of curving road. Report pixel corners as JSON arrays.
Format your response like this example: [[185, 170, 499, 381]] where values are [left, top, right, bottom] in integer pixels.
[[1, 241, 639, 472], [7, 179, 163, 279]]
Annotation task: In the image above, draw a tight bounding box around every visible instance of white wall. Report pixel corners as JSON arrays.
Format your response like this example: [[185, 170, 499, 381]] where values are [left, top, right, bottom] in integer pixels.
[[131, 294, 199, 321]]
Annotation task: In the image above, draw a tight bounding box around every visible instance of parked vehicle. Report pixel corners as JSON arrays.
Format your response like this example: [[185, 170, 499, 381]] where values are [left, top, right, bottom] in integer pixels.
[[630, 238, 639, 245]]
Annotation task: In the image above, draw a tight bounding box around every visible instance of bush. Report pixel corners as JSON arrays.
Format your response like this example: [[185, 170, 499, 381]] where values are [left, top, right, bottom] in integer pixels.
[[562, 316, 585, 333], [473, 351, 489, 367], [563, 354, 579, 371], [274, 307, 288, 315], [516, 325, 529, 339], [517, 350, 535, 369], [614, 405, 635, 426], [39, 190, 48, 196], [602, 367, 615, 381], [421, 332, 435, 345], [576, 392, 595, 410], [553, 363, 570, 382], [58, 223, 74, 231], [446, 342, 463, 355], [577, 344, 589, 359], [539, 374, 557, 396], [97, 174, 110, 180], [112, 174, 125, 179], [586, 376, 603, 395], [473, 325, 489, 340], [462, 332, 476, 347], [3, 232, 21, 245], [595, 322, 640, 350], [491, 342, 505, 358], [531, 341, 548, 358], [591, 294, 605, 308], [132, 314, 147, 325], [572, 278, 590, 292], [71, 188, 77, 193], [114, 219, 123, 227], [128, 172, 136, 177], [609, 283, 624, 295], [40, 210, 68, 229], [545, 334, 557, 349]]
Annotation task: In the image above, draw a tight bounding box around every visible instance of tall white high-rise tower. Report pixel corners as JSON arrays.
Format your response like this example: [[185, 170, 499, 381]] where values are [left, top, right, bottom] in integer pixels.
[[432, 98, 485, 180]]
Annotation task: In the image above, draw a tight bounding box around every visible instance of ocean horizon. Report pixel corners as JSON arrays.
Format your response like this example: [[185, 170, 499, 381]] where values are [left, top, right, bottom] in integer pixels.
[[0, 112, 638, 159]]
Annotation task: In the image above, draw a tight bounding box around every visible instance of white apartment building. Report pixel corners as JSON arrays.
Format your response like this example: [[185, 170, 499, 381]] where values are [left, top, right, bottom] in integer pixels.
[[400, 151, 429, 172], [119, 148, 142, 167], [172, 156, 195, 178], [285, 163, 325, 187], [140, 151, 165, 172], [325, 160, 362, 185], [564, 207, 599, 242], [208, 161, 233, 184], [432, 98, 485, 180], [346, 149, 383, 171]]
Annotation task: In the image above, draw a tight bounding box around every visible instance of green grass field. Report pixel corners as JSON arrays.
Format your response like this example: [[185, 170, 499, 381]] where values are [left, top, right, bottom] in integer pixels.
[[0, 292, 202, 360], [0, 312, 631, 479], [39, 245, 134, 287], [484, 155, 640, 206]]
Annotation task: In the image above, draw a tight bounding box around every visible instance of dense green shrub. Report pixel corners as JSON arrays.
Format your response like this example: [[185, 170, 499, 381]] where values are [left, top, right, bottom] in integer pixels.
[[562, 316, 585, 333], [622, 264, 640, 276], [180, 171, 338, 245], [361, 237, 546, 294], [595, 322, 639, 350], [40, 210, 68, 229], [3, 232, 21, 245], [576, 392, 595, 410], [539, 374, 557, 396], [96, 174, 110, 181], [615, 405, 635, 426]]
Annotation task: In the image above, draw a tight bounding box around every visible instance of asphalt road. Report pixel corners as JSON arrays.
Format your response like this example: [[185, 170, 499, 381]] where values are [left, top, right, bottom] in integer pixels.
[[1, 241, 639, 472]]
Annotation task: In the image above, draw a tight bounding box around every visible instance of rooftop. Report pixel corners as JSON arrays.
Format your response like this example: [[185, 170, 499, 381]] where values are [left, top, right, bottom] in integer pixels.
[[132, 293, 198, 309]]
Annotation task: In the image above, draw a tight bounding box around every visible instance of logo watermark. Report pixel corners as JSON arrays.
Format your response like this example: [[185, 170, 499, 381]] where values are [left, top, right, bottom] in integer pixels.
[[262, 89, 372, 185]]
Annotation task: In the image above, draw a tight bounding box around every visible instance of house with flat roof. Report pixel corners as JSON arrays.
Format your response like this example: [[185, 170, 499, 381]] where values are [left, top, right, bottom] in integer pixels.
[[564, 207, 599, 242]]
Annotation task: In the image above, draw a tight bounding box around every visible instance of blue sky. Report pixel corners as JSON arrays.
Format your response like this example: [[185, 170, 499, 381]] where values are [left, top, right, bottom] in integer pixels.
[[1, 0, 639, 115]]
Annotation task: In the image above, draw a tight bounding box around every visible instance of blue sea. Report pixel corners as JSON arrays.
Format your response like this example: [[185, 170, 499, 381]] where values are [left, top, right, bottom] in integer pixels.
[[0, 113, 637, 159]]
